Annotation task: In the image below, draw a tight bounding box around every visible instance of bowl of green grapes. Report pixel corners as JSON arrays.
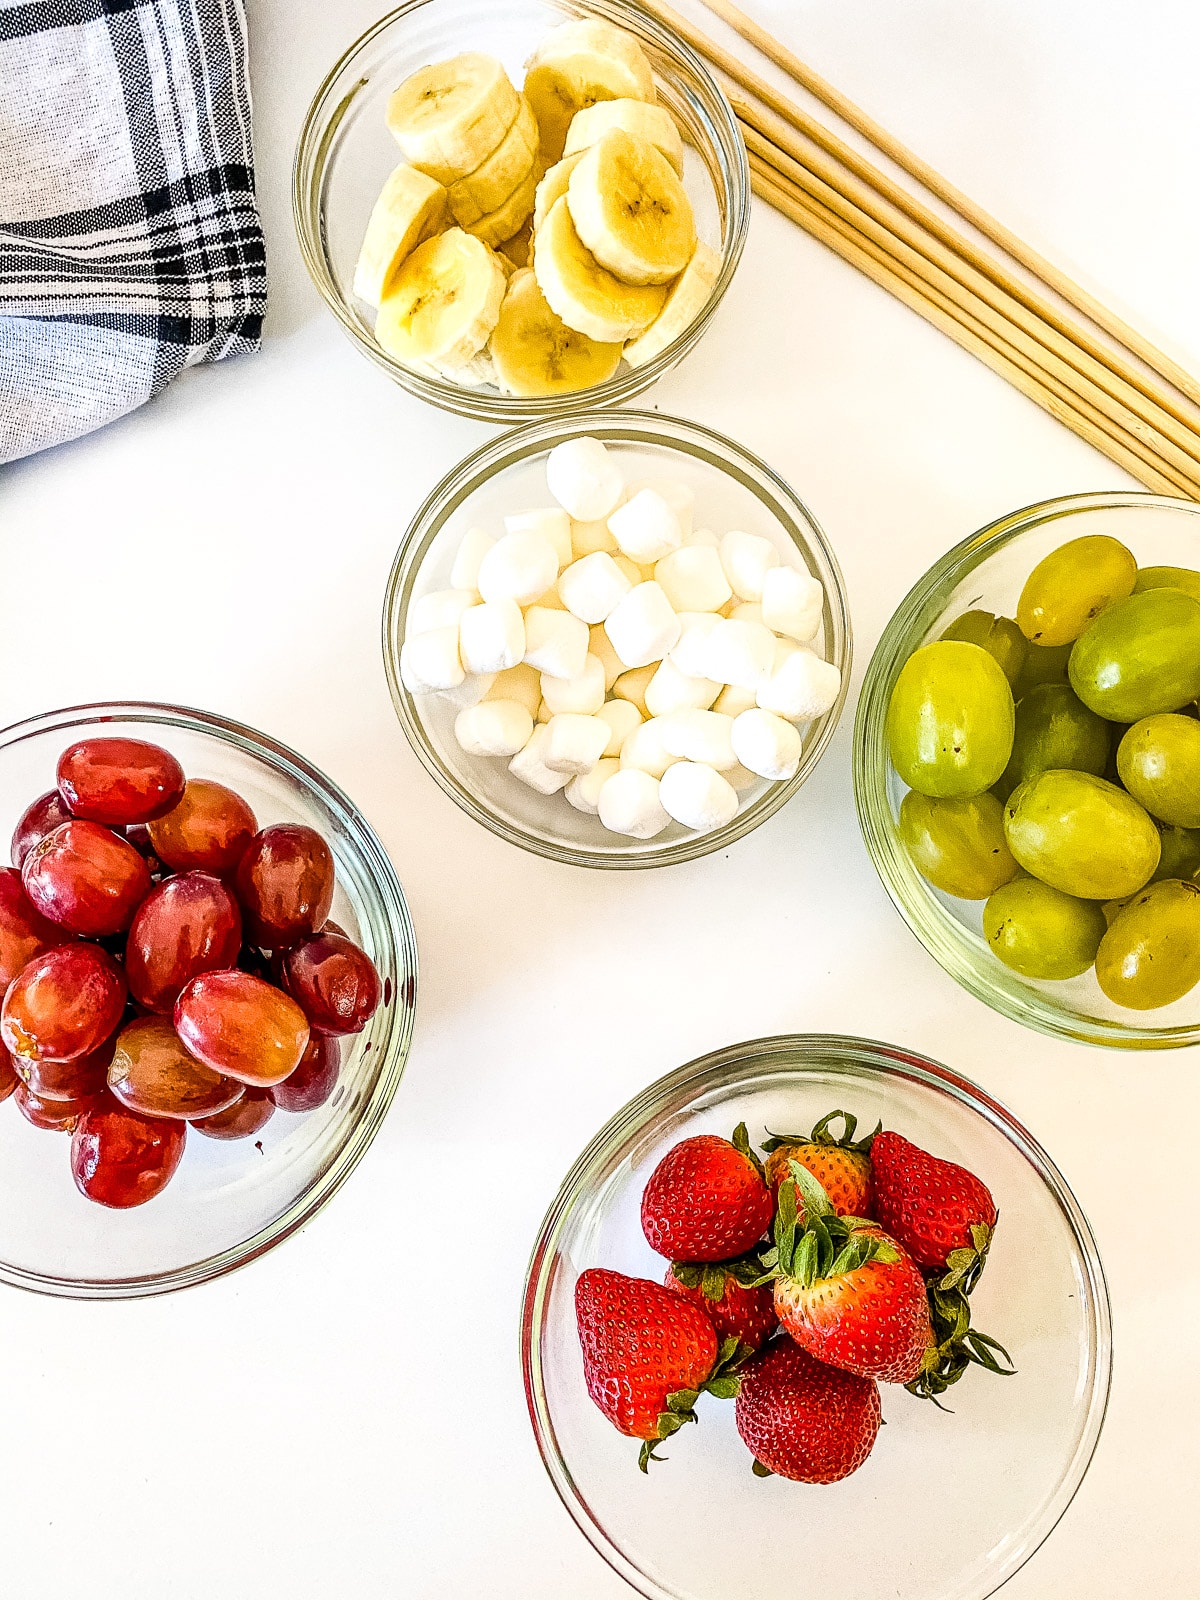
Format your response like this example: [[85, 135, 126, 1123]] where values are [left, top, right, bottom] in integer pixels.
[[855, 492, 1200, 1050]]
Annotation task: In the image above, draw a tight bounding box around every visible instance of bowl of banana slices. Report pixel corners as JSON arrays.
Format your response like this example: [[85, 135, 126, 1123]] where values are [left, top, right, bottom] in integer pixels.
[[294, 0, 750, 421]]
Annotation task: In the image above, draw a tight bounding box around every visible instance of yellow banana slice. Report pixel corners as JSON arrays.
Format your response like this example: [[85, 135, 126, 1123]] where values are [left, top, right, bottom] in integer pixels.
[[533, 152, 584, 233], [466, 160, 542, 248], [376, 227, 507, 370], [499, 218, 533, 269], [490, 268, 623, 396], [623, 240, 721, 367], [533, 195, 666, 342], [564, 98, 684, 176], [524, 18, 655, 163], [353, 165, 450, 307], [567, 129, 696, 286], [387, 54, 520, 184], [446, 95, 539, 227]]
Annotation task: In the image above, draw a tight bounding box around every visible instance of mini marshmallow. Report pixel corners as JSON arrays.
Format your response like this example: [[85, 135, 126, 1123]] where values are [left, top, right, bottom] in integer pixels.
[[504, 507, 573, 570], [459, 598, 526, 674], [543, 713, 612, 775], [450, 526, 495, 592], [612, 664, 655, 717], [589, 625, 625, 690], [509, 725, 571, 793], [687, 527, 719, 549], [670, 612, 723, 678], [534, 583, 568, 610], [557, 551, 632, 624], [654, 546, 732, 614], [478, 529, 559, 605], [596, 698, 643, 756], [605, 581, 681, 668], [659, 762, 740, 833], [612, 554, 643, 587], [597, 767, 670, 839], [486, 663, 541, 717], [400, 626, 464, 693], [523, 606, 590, 679], [536, 699, 552, 723], [454, 699, 534, 757], [541, 653, 606, 714], [619, 717, 676, 779], [566, 757, 620, 814], [762, 565, 824, 643], [438, 672, 495, 711], [644, 657, 720, 717], [572, 516, 618, 558], [757, 645, 842, 721], [714, 682, 757, 718], [546, 436, 624, 522], [731, 708, 803, 781], [720, 529, 780, 601], [410, 588, 477, 635], [659, 709, 737, 769], [608, 489, 684, 564], [702, 618, 777, 687], [729, 602, 764, 625], [629, 478, 695, 540]]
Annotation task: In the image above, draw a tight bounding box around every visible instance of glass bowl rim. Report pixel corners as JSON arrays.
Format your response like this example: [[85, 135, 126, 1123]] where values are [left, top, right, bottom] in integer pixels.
[[380, 409, 853, 868], [519, 1029, 1113, 1600], [853, 489, 1200, 1051], [0, 700, 419, 1300], [291, 0, 752, 423]]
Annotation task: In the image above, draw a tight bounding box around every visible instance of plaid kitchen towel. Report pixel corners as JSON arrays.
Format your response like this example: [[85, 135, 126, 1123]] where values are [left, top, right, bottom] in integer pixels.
[[0, 0, 267, 464]]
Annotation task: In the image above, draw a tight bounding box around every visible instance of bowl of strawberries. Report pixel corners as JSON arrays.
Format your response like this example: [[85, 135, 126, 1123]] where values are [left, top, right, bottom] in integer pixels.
[[522, 1034, 1110, 1600]]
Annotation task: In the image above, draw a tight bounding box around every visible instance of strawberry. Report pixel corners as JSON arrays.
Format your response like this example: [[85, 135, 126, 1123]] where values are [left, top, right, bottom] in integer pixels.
[[641, 1123, 773, 1263], [664, 1258, 778, 1355], [762, 1109, 877, 1219], [575, 1269, 741, 1470], [870, 1129, 998, 1275], [735, 1338, 881, 1483]]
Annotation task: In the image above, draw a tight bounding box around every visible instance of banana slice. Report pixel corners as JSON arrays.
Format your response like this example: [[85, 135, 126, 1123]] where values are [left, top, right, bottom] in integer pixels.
[[533, 152, 584, 233], [376, 228, 507, 371], [446, 95, 539, 227], [490, 268, 623, 396], [533, 195, 667, 342], [466, 160, 542, 248], [623, 240, 721, 367], [567, 129, 696, 286], [564, 98, 684, 177], [353, 165, 450, 307], [524, 18, 655, 163], [387, 54, 520, 184], [499, 218, 533, 270]]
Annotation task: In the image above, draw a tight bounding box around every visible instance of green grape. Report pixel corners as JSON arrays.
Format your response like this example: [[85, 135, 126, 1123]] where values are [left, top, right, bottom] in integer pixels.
[[1116, 714, 1200, 829], [1014, 641, 1073, 699], [1152, 825, 1200, 883], [1016, 534, 1137, 646], [899, 790, 1019, 899], [1101, 896, 1131, 926], [1069, 588, 1200, 721], [1095, 879, 1200, 1009], [939, 611, 1028, 688], [983, 877, 1107, 980], [1133, 565, 1200, 604], [999, 683, 1109, 798], [886, 641, 1015, 798], [1003, 769, 1162, 899]]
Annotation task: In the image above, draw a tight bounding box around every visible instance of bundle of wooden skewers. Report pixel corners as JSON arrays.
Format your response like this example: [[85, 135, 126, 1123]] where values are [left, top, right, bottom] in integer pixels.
[[642, 0, 1200, 500]]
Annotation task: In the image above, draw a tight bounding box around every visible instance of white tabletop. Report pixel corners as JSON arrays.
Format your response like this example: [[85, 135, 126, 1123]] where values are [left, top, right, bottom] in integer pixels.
[[3, 1, 1198, 1594]]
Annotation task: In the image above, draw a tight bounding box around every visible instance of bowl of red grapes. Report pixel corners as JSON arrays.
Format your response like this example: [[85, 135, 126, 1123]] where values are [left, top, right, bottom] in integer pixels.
[[0, 704, 416, 1297]]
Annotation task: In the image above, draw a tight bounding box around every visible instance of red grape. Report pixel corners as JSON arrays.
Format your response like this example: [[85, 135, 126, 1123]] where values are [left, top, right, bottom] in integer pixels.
[[0, 1051, 16, 1104], [11, 1033, 115, 1101], [191, 1088, 274, 1140], [234, 825, 334, 948], [280, 932, 381, 1035], [22, 820, 151, 936], [125, 873, 242, 1013], [108, 1016, 243, 1120], [15, 1081, 101, 1132], [270, 1034, 341, 1113], [0, 866, 69, 988], [12, 791, 73, 869], [2, 943, 126, 1063], [174, 970, 310, 1086], [71, 1102, 186, 1207], [148, 779, 257, 875], [57, 737, 185, 826]]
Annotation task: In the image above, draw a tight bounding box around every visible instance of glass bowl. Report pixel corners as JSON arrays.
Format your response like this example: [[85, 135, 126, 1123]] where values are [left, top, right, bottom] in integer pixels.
[[854, 491, 1200, 1051], [293, 0, 749, 422], [382, 410, 851, 867], [0, 703, 418, 1299], [521, 1033, 1110, 1600]]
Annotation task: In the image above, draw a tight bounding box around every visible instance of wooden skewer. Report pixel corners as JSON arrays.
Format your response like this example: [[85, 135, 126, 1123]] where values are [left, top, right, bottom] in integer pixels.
[[699, 0, 1200, 413], [741, 122, 1200, 498], [746, 160, 1184, 497]]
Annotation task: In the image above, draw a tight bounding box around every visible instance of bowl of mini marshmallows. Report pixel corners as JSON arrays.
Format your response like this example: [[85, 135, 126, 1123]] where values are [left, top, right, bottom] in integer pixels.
[[382, 412, 851, 867]]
